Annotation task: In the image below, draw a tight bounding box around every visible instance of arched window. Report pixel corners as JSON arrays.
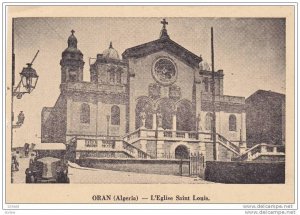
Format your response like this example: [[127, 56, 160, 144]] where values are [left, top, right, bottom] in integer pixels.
[[205, 113, 213, 130], [111, 105, 120, 125], [109, 71, 115, 83], [135, 98, 153, 129], [80, 103, 90, 124], [116, 71, 122, 84], [229, 114, 237, 131]]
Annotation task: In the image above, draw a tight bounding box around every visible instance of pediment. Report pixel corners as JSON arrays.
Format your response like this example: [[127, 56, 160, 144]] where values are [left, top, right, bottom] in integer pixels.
[[122, 38, 202, 68]]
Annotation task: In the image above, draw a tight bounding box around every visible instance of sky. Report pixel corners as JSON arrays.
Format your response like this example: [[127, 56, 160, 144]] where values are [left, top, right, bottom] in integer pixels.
[[12, 17, 286, 147]]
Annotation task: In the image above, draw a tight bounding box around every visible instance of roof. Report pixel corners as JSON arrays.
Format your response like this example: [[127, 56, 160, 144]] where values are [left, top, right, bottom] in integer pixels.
[[246, 90, 285, 103], [34, 143, 66, 151], [37, 157, 61, 163], [122, 37, 202, 68]]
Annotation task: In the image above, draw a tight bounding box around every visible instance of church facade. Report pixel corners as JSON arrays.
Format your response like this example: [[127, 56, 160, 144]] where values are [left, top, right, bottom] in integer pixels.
[[41, 20, 246, 161]]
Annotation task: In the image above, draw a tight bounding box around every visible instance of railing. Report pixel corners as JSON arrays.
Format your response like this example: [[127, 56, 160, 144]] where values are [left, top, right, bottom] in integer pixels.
[[123, 129, 141, 142], [124, 129, 204, 142], [217, 134, 240, 153], [235, 143, 285, 161], [163, 131, 173, 138], [176, 131, 186, 138], [75, 137, 151, 159], [82, 139, 116, 149], [122, 140, 152, 159], [66, 134, 119, 140]]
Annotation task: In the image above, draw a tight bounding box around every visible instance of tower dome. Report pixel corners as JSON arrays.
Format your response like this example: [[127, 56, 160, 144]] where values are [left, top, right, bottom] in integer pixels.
[[62, 30, 83, 56], [102, 42, 120, 60], [68, 29, 78, 49], [60, 30, 85, 83]]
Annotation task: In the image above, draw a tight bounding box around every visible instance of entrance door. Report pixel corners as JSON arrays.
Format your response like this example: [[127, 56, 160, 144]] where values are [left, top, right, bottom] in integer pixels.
[[175, 145, 189, 159]]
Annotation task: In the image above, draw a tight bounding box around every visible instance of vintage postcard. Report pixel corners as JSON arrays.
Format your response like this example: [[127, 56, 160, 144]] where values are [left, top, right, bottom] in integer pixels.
[[2, 3, 296, 209]]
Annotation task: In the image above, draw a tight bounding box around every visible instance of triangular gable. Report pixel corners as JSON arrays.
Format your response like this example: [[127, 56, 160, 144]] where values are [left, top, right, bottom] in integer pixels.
[[122, 37, 202, 68]]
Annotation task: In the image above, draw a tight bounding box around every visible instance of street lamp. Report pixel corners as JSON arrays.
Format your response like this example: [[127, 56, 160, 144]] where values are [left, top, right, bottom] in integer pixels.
[[11, 19, 40, 183], [13, 51, 39, 99]]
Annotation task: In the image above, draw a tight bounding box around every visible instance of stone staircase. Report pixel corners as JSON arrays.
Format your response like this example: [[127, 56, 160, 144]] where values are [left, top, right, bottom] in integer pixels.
[[66, 130, 285, 161], [233, 143, 285, 162], [66, 136, 152, 159]]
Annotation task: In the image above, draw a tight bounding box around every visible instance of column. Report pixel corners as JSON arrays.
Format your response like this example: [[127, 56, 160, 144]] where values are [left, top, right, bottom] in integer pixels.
[[241, 112, 246, 142], [172, 114, 176, 131], [152, 112, 157, 130], [128, 73, 136, 132]]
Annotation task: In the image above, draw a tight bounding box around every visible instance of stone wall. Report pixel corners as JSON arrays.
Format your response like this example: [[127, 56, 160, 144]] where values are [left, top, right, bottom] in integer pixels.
[[77, 158, 190, 176], [205, 161, 285, 184]]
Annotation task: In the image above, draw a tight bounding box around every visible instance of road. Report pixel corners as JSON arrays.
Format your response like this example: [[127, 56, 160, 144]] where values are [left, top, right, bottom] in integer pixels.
[[12, 157, 211, 184]]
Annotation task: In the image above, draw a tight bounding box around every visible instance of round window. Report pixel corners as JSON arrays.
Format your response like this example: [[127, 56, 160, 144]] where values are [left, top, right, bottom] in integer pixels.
[[152, 57, 177, 86]]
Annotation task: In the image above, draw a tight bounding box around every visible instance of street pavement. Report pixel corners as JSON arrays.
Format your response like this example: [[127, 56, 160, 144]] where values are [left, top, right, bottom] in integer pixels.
[[12, 157, 211, 184], [12, 156, 30, 183]]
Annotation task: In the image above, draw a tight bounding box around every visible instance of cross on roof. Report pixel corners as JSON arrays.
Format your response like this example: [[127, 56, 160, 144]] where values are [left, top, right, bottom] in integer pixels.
[[71, 29, 75, 35], [161, 18, 168, 29]]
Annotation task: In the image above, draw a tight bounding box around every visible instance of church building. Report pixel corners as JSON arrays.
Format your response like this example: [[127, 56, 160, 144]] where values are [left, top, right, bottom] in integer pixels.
[[41, 19, 247, 161]]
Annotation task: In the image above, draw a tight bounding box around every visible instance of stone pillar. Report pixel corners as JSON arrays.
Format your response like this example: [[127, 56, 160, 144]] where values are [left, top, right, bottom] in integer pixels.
[[260, 144, 267, 153], [140, 139, 147, 152], [172, 114, 177, 131], [128, 72, 136, 133], [199, 142, 206, 155], [152, 113, 157, 130], [140, 111, 146, 129], [241, 112, 246, 142], [156, 140, 165, 158], [197, 113, 202, 132], [157, 112, 163, 130], [194, 81, 202, 119]]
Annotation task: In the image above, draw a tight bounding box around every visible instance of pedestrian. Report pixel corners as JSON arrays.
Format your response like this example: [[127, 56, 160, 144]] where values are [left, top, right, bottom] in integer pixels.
[[14, 151, 20, 171], [29, 153, 35, 169]]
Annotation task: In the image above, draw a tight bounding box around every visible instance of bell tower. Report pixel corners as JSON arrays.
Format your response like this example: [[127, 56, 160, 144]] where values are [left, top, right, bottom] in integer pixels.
[[60, 30, 84, 83]]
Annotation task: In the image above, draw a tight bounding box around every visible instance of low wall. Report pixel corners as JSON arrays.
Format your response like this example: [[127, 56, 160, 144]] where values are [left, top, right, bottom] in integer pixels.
[[205, 161, 285, 184], [77, 158, 190, 176]]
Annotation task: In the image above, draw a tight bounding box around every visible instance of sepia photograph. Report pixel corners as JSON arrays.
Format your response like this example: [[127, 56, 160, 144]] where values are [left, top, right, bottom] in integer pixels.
[[2, 4, 296, 209]]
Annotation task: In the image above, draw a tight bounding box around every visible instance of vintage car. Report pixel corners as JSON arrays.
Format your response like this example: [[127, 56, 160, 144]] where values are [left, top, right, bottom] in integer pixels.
[[25, 157, 69, 183]]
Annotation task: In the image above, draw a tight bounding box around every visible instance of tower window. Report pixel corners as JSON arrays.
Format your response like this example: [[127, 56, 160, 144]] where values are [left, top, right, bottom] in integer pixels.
[[116, 71, 122, 84], [229, 114, 237, 131], [69, 70, 77, 82], [80, 103, 90, 124], [205, 112, 213, 130], [109, 71, 115, 83], [111, 105, 120, 125]]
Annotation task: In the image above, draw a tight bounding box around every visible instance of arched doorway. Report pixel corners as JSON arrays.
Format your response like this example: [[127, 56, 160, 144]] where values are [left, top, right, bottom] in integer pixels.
[[135, 98, 153, 129], [175, 145, 189, 159], [157, 99, 175, 130], [176, 100, 194, 131]]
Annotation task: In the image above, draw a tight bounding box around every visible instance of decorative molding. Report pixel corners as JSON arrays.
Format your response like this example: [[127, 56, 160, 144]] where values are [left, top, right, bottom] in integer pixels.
[[148, 83, 161, 100], [169, 85, 181, 100]]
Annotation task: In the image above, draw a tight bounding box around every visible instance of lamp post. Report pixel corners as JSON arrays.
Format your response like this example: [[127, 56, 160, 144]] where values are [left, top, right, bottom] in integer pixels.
[[11, 18, 40, 183], [211, 27, 217, 161]]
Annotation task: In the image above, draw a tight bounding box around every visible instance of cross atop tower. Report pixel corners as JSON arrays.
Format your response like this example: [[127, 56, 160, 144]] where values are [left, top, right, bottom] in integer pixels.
[[71, 29, 75, 35], [161, 18, 168, 29]]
